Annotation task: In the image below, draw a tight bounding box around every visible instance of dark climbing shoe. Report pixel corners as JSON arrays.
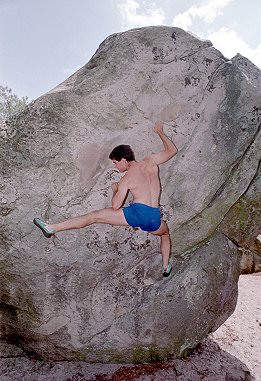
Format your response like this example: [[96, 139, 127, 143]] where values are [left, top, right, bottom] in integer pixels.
[[33, 218, 56, 238], [162, 263, 172, 277]]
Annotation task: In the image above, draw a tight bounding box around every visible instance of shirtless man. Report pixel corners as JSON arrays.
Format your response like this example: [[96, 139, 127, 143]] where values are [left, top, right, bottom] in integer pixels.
[[34, 121, 178, 277]]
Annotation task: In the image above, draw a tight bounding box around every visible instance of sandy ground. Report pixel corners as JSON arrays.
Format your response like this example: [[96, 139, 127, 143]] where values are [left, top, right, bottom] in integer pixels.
[[0, 274, 260, 381], [210, 273, 261, 380]]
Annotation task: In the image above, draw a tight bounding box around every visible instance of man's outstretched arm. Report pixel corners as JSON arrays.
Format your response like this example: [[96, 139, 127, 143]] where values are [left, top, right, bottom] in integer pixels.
[[149, 121, 178, 165]]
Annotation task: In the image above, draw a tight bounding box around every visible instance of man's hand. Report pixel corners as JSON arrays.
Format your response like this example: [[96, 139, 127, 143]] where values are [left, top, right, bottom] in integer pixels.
[[153, 121, 164, 135], [111, 182, 118, 194]]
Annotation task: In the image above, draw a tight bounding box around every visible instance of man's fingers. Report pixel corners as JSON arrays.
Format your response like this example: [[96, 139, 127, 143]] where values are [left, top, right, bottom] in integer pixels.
[[153, 121, 164, 133]]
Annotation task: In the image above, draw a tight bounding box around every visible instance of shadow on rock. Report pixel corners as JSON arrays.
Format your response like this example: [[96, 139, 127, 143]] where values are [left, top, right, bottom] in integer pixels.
[[0, 339, 254, 381]]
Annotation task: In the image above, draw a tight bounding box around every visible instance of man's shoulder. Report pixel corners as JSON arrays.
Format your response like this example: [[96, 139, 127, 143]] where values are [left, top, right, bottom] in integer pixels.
[[143, 155, 158, 167]]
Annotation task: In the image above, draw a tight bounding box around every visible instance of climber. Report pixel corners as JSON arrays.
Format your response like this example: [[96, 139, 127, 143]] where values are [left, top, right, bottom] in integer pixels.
[[33, 121, 178, 277]]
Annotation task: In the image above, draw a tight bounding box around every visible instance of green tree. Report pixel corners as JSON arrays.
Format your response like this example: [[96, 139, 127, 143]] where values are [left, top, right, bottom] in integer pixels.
[[0, 85, 29, 121]]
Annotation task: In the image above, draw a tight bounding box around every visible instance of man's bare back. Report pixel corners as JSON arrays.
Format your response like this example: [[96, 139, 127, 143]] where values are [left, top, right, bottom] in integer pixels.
[[119, 159, 161, 208]]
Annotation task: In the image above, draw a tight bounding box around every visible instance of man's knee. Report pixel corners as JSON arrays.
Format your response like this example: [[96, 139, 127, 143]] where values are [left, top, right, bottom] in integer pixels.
[[161, 220, 169, 232], [164, 222, 169, 234], [162, 229, 170, 238], [90, 209, 112, 224]]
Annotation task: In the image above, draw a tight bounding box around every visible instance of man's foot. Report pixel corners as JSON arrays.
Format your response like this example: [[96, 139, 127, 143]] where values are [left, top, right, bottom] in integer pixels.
[[162, 263, 172, 277], [33, 218, 56, 238]]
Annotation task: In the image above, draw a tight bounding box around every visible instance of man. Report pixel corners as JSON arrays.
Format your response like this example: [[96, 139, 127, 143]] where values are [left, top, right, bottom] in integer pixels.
[[34, 121, 178, 277]]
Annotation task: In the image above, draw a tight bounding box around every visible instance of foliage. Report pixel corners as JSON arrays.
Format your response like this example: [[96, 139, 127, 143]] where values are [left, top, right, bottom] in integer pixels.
[[0, 85, 29, 121]]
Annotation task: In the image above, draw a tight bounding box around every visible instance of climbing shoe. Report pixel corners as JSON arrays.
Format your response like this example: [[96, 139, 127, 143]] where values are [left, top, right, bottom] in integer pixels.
[[33, 218, 56, 238], [162, 263, 172, 277]]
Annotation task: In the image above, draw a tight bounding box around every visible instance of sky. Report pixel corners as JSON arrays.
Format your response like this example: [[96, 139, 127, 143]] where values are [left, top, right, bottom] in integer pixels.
[[1, 0, 260, 100]]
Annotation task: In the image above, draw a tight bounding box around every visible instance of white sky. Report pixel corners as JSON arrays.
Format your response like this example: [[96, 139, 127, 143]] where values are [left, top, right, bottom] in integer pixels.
[[1, 0, 260, 100]]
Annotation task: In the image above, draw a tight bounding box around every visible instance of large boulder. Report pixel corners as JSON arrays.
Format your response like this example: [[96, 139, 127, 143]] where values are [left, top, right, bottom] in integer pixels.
[[0, 26, 260, 362]]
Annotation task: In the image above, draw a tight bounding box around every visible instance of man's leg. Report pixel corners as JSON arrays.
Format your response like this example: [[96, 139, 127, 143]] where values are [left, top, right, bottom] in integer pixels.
[[46, 208, 128, 233], [151, 221, 171, 271]]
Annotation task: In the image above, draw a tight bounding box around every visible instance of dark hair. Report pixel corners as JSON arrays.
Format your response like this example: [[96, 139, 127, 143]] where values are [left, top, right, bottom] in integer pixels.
[[109, 145, 135, 162]]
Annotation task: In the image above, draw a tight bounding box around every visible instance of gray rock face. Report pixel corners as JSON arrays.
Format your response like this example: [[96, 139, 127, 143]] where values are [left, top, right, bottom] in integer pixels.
[[0, 26, 260, 362], [221, 54, 261, 273]]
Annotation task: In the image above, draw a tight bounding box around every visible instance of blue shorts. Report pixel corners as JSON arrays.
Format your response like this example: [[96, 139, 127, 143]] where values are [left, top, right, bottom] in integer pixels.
[[123, 203, 161, 232]]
